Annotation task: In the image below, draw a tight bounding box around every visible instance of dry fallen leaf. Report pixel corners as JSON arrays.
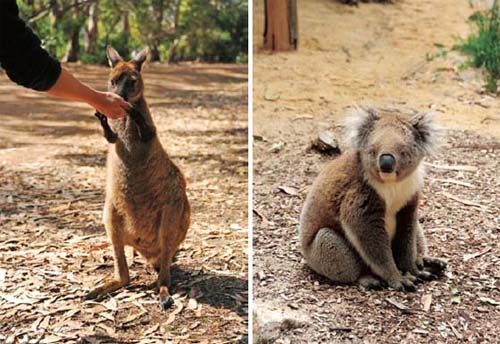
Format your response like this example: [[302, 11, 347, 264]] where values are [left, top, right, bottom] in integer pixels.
[[122, 310, 147, 325], [187, 298, 198, 310], [479, 297, 500, 306], [164, 299, 185, 326], [278, 186, 300, 196], [421, 294, 432, 312], [142, 323, 160, 336], [268, 142, 285, 153]]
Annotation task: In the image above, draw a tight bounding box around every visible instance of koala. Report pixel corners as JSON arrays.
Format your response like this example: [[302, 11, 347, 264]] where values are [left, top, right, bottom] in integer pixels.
[[299, 108, 447, 291]]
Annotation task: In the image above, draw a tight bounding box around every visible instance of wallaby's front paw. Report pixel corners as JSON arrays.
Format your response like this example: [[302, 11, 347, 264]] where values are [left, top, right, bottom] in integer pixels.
[[423, 257, 447, 276], [388, 276, 417, 292]]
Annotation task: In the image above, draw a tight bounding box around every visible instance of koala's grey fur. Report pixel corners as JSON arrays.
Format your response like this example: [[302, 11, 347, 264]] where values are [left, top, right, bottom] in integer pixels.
[[299, 107, 447, 291]]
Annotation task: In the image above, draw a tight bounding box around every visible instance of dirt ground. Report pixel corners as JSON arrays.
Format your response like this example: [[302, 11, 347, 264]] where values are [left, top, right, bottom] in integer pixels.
[[0, 63, 248, 343], [253, 0, 499, 343]]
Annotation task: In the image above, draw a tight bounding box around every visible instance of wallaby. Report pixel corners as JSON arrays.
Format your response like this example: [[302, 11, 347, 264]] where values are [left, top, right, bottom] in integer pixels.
[[299, 108, 447, 291], [86, 46, 190, 309]]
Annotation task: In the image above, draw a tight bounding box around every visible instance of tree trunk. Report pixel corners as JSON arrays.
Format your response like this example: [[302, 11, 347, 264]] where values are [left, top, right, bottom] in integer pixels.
[[168, 43, 178, 64], [174, 0, 182, 30], [64, 29, 80, 62], [63, 0, 81, 62], [49, 0, 63, 29], [264, 0, 298, 51], [123, 13, 130, 36], [85, 2, 98, 54], [150, 0, 164, 62]]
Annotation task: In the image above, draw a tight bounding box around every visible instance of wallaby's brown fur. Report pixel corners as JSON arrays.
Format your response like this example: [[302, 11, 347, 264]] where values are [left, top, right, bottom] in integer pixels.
[[85, 46, 190, 309], [299, 108, 447, 291]]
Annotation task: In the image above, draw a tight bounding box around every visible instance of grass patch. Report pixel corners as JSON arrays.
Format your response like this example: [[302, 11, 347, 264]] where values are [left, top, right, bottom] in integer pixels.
[[456, 0, 500, 92]]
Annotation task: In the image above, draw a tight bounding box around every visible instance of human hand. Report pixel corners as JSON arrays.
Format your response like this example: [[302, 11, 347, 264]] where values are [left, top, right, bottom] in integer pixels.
[[91, 91, 131, 119]]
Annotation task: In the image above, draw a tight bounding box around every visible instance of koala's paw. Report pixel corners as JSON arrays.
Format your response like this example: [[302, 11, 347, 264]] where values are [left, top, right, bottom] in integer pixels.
[[388, 275, 417, 292], [416, 256, 425, 270], [358, 275, 385, 291], [423, 257, 447, 277], [413, 269, 438, 282]]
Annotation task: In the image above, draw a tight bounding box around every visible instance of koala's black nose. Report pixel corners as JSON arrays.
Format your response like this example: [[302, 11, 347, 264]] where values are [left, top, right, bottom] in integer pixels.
[[379, 154, 396, 173]]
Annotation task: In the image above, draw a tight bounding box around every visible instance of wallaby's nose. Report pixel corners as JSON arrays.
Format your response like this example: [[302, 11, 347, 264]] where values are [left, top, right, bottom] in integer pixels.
[[379, 154, 396, 173]]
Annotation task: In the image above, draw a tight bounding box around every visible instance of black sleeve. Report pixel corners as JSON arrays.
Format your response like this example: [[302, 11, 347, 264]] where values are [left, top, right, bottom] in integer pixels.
[[0, 0, 62, 91]]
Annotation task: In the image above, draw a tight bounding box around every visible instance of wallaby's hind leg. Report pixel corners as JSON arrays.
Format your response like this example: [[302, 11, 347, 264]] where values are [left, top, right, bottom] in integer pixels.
[[304, 227, 372, 287], [157, 202, 189, 310], [158, 250, 175, 310], [85, 207, 130, 300], [416, 223, 447, 276]]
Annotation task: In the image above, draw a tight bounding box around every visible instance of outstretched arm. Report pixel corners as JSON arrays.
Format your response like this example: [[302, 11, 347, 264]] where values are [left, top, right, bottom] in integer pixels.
[[48, 68, 130, 119], [0, 1, 130, 119]]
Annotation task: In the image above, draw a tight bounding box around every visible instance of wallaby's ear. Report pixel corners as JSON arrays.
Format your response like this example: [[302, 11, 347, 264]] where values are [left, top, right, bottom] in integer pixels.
[[106, 45, 123, 68], [410, 112, 440, 155], [132, 47, 149, 71], [345, 107, 380, 150]]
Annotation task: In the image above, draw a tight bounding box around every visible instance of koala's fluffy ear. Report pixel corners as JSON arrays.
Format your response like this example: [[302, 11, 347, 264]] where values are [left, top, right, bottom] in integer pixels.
[[132, 47, 149, 71], [106, 45, 123, 68], [410, 112, 440, 155], [345, 107, 380, 150]]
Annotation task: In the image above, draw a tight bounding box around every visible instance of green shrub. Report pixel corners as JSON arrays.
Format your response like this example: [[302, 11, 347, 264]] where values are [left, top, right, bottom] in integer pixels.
[[456, 0, 500, 92]]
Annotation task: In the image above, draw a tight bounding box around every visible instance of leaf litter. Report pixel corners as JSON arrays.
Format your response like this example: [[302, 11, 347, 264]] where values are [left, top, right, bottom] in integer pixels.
[[254, 126, 500, 343], [0, 63, 248, 343]]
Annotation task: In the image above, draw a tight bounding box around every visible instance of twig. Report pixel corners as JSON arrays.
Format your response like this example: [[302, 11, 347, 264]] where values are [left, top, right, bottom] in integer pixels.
[[430, 178, 475, 188], [425, 162, 478, 172], [386, 298, 417, 314], [463, 247, 492, 262], [440, 192, 486, 209]]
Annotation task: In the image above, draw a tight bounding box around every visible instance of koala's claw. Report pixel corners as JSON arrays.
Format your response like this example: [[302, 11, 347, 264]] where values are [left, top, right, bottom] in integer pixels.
[[389, 277, 417, 292], [416, 270, 438, 281], [358, 275, 385, 290], [401, 279, 417, 292], [423, 257, 447, 276]]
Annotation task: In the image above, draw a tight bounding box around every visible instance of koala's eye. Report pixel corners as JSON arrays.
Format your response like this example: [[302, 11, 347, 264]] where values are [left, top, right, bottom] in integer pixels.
[[367, 146, 377, 156], [111, 79, 118, 86]]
